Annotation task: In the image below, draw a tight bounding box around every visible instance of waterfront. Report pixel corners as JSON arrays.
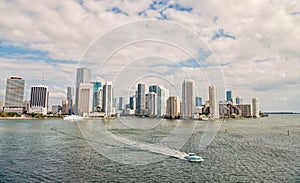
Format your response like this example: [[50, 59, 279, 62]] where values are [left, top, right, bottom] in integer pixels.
[[0, 115, 299, 182]]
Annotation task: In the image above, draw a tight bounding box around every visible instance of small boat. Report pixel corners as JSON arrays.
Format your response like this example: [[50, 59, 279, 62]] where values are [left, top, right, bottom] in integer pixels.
[[184, 153, 204, 162], [63, 115, 83, 121]]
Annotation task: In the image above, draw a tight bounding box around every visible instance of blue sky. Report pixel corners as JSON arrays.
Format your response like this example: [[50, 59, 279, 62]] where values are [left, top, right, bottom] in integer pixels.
[[0, 0, 299, 112]]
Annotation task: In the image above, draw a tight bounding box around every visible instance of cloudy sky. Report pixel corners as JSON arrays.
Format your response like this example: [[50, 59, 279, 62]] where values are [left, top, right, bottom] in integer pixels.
[[0, 0, 299, 112]]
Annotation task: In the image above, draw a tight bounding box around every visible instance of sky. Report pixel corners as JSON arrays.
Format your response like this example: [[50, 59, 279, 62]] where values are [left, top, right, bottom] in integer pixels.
[[0, 0, 299, 112]]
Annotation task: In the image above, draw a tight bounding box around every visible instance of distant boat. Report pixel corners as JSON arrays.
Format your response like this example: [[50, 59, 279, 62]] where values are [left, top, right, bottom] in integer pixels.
[[63, 115, 83, 121], [183, 153, 204, 162]]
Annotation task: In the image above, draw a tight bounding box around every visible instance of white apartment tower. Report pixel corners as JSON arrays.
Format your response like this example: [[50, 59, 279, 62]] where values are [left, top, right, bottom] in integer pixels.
[[182, 80, 194, 119], [209, 85, 219, 119], [252, 97, 260, 117]]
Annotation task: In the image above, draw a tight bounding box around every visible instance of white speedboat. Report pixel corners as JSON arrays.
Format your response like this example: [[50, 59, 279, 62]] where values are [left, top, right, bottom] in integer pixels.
[[63, 115, 83, 121], [184, 153, 204, 162]]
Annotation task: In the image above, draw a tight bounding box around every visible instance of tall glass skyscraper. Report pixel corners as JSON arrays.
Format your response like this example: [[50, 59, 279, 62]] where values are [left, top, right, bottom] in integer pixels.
[[149, 85, 169, 117], [91, 82, 101, 112], [4, 76, 25, 113], [67, 86, 74, 114], [75, 68, 91, 114], [182, 80, 194, 119], [136, 83, 145, 116], [226, 90, 233, 102], [195, 96, 202, 107]]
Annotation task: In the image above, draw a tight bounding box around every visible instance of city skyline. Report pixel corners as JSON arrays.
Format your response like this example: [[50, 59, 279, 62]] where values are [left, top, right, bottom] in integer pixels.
[[0, 1, 299, 112]]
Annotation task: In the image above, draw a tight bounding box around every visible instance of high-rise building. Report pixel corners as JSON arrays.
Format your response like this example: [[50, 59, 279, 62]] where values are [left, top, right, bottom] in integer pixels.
[[236, 96, 243, 105], [4, 76, 25, 113], [252, 97, 260, 117], [226, 91, 233, 102], [78, 83, 93, 116], [102, 81, 113, 118], [136, 83, 145, 116], [62, 99, 68, 114], [97, 87, 103, 112], [236, 104, 252, 117], [166, 96, 180, 119], [182, 80, 194, 119], [209, 85, 219, 119], [118, 96, 124, 110], [146, 92, 157, 117], [67, 86, 74, 114], [91, 82, 101, 112], [149, 85, 169, 117], [29, 85, 49, 115], [75, 68, 91, 114], [129, 96, 135, 110], [195, 96, 202, 107]]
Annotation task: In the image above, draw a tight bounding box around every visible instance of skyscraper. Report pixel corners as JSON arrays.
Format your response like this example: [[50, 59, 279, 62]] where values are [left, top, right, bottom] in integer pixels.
[[146, 92, 157, 117], [77, 83, 93, 116], [75, 68, 91, 114], [102, 81, 113, 118], [252, 97, 260, 117], [129, 96, 135, 110], [118, 96, 124, 110], [195, 96, 202, 107], [136, 83, 145, 116], [29, 85, 49, 115], [166, 96, 180, 119], [91, 82, 101, 112], [209, 85, 219, 119], [182, 80, 194, 119], [4, 76, 25, 113], [236, 96, 243, 105], [149, 85, 169, 117], [226, 91, 233, 102], [67, 86, 74, 114]]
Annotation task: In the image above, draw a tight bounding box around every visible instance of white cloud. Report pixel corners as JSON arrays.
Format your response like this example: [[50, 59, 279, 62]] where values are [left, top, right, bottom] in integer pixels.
[[0, 0, 299, 111]]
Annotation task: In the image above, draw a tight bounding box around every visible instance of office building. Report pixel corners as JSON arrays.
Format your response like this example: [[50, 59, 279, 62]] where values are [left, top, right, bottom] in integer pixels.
[[75, 68, 91, 114], [236, 96, 243, 105], [29, 85, 49, 115], [236, 104, 252, 117], [91, 82, 101, 112], [146, 92, 157, 117], [209, 85, 219, 119], [252, 97, 260, 117], [226, 91, 233, 102], [77, 83, 93, 116], [118, 96, 123, 110], [149, 85, 169, 117], [62, 100, 68, 114], [102, 81, 113, 118], [4, 76, 25, 113], [129, 96, 135, 110], [136, 83, 145, 116], [166, 96, 180, 119], [182, 80, 194, 119], [67, 86, 74, 114], [195, 96, 202, 107]]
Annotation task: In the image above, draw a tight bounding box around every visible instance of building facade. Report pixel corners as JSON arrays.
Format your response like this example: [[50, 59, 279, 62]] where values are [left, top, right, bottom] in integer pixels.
[[252, 97, 260, 117], [4, 76, 25, 113], [78, 83, 93, 116], [166, 96, 180, 119], [209, 85, 219, 119], [102, 81, 113, 118], [136, 83, 145, 116], [75, 68, 91, 114], [195, 96, 202, 107], [67, 86, 74, 114], [29, 85, 49, 115], [226, 91, 233, 102], [91, 82, 101, 112], [182, 80, 194, 119]]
